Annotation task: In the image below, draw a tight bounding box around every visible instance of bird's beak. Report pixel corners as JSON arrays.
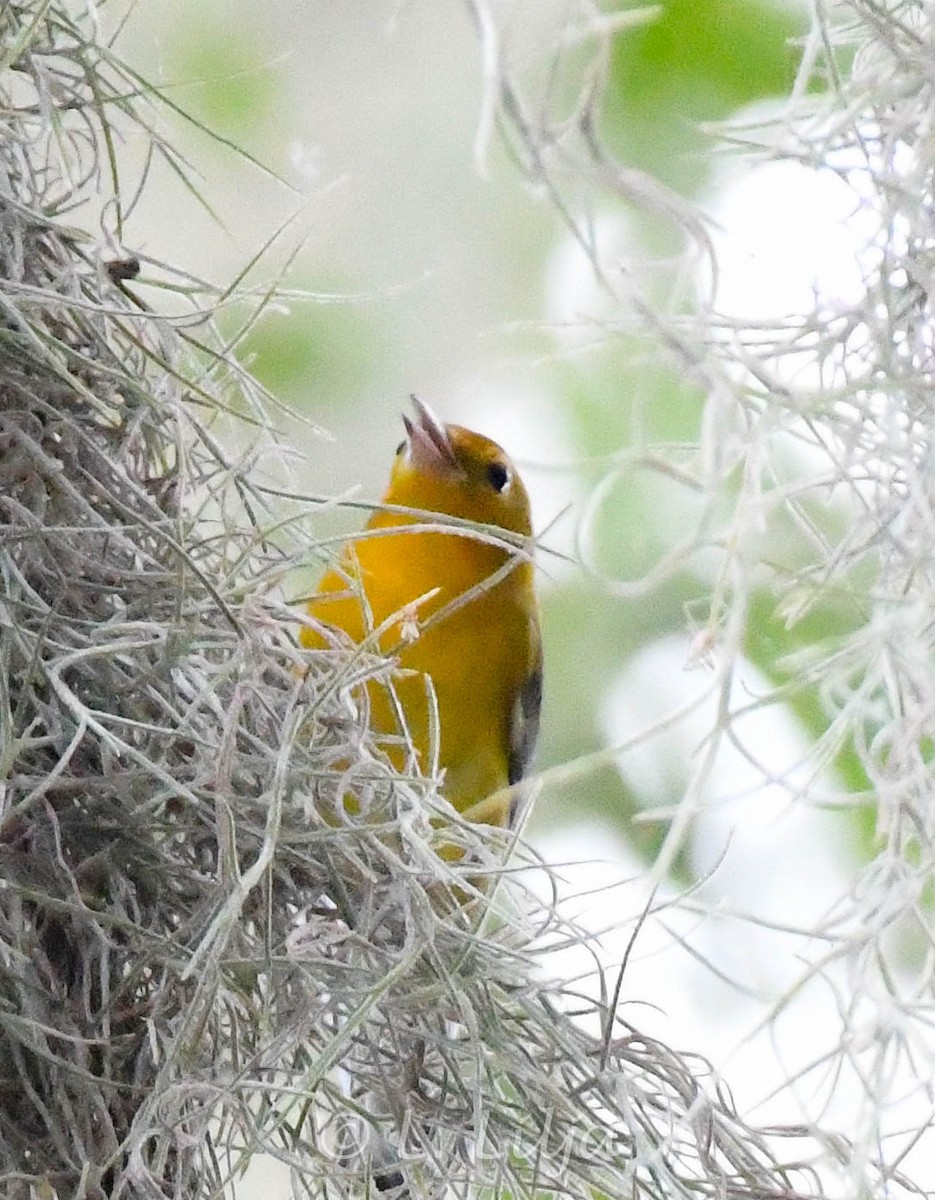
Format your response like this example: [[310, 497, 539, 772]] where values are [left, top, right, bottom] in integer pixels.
[[402, 395, 461, 475]]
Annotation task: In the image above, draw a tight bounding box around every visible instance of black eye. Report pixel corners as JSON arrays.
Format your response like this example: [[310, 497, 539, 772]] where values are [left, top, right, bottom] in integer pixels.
[[486, 461, 510, 493], [395, 440, 406, 456]]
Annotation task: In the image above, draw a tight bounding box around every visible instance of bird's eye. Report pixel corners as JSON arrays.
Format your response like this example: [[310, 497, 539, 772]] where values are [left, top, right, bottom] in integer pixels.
[[486, 461, 511, 493], [395, 440, 406, 456]]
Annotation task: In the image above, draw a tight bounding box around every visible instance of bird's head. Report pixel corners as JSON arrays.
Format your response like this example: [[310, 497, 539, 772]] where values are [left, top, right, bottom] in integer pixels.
[[384, 396, 532, 538]]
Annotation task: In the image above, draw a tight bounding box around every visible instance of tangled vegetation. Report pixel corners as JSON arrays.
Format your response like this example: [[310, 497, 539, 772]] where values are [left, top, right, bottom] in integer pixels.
[[0, 2, 930, 1199]]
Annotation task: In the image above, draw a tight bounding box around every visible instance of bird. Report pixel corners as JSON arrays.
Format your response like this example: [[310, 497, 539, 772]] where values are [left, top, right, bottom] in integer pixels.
[[301, 397, 541, 830]]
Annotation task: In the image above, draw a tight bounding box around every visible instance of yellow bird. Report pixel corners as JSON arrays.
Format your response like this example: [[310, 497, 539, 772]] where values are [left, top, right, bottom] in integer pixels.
[[302, 398, 541, 829]]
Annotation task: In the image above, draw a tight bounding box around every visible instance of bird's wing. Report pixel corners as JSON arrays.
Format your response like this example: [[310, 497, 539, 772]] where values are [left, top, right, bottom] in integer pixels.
[[506, 629, 542, 828]]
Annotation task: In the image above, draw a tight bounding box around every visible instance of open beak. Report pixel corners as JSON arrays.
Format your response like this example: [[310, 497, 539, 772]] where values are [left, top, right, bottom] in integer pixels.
[[402, 395, 461, 475]]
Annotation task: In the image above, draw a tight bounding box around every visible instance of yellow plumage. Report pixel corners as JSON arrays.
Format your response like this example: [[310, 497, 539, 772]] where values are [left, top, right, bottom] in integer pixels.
[[302, 398, 541, 828]]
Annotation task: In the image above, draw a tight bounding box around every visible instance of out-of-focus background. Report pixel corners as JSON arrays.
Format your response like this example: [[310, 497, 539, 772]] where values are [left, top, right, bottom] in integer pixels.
[[105, 0, 932, 1191]]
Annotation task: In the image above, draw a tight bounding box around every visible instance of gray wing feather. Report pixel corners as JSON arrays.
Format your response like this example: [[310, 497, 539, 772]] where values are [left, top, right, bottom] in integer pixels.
[[507, 643, 543, 825]]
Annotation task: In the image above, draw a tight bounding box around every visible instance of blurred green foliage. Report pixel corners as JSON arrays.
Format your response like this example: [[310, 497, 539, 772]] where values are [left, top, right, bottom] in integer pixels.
[[174, 23, 278, 136], [608, 0, 809, 189], [534, 348, 707, 859], [743, 588, 877, 855], [525, 0, 873, 880], [239, 291, 383, 404]]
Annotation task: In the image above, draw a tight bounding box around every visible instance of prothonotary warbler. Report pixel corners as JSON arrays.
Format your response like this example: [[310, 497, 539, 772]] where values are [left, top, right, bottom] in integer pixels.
[[302, 397, 541, 829]]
